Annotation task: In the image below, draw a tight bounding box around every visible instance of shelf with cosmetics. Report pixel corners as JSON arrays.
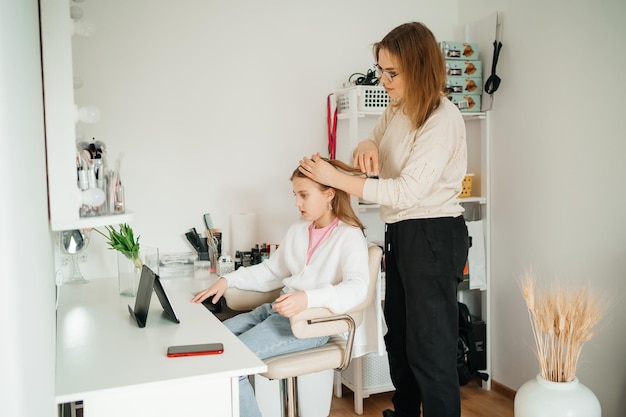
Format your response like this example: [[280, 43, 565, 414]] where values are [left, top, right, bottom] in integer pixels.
[[40, 0, 133, 231], [329, 86, 492, 412]]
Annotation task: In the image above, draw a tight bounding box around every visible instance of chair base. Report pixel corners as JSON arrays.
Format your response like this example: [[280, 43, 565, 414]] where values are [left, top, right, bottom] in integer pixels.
[[255, 369, 334, 417]]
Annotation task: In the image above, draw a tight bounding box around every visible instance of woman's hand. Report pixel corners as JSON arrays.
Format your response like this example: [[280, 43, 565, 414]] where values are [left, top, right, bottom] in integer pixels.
[[191, 277, 228, 304], [299, 152, 339, 186], [300, 151, 367, 199], [272, 291, 307, 318], [352, 140, 379, 176]]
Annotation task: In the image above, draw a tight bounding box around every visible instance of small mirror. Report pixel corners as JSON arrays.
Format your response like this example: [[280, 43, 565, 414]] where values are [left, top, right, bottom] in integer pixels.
[[60, 229, 91, 284]]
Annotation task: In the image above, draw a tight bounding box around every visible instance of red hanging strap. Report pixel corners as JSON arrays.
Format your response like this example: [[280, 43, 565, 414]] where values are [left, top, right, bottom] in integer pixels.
[[327, 94, 337, 159]]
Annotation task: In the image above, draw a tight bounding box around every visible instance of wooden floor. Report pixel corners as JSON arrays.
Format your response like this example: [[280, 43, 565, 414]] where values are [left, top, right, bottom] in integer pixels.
[[70, 380, 514, 417], [329, 380, 514, 417]]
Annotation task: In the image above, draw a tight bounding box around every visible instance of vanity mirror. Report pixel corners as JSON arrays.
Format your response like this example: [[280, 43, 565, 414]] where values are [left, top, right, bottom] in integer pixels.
[[60, 229, 90, 284]]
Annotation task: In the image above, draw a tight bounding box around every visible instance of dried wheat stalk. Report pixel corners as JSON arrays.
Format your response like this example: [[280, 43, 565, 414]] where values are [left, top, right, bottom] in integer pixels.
[[520, 269, 605, 382]]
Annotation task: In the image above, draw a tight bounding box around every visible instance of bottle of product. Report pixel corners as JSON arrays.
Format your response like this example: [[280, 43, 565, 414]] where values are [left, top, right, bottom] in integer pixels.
[[260, 243, 269, 261], [112, 156, 125, 214], [234, 251, 242, 270], [217, 254, 235, 276], [114, 182, 125, 213]]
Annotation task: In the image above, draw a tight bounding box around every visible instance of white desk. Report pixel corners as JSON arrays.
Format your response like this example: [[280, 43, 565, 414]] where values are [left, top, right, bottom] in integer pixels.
[[56, 277, 266, 417]]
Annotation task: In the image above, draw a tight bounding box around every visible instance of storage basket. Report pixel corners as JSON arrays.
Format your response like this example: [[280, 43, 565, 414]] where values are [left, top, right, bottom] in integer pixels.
[[337, 86, 389, 114], [459, 174, 474, 198], [342, 352, 394, 391]]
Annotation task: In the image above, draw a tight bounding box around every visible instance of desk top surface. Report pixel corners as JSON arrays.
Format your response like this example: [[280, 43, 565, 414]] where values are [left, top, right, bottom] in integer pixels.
[[56, 276, 266, 402]]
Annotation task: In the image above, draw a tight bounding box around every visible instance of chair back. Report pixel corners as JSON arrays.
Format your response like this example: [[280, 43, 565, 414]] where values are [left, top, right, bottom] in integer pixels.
[[349, 244, 383, 326]]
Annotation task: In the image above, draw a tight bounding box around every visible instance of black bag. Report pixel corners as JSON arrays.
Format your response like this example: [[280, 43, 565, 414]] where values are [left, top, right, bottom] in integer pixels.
[[457, 302, 489, 385]]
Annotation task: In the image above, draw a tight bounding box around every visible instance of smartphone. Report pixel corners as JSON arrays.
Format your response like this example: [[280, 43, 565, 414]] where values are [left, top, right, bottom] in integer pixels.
[[167, 343, 224, 357]]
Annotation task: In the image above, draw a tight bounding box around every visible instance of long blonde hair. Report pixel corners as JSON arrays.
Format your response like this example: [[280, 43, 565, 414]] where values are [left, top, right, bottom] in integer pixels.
[[291, 159, 365, 234], [373, 22, 446, 130]]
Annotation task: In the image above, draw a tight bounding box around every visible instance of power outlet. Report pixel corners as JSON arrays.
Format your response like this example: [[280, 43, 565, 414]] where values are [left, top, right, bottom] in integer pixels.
[[55, 270, 63, 286]]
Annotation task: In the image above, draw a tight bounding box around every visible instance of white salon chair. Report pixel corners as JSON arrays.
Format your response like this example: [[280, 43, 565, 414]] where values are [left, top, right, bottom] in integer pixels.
[[223, 245, 383, 417]]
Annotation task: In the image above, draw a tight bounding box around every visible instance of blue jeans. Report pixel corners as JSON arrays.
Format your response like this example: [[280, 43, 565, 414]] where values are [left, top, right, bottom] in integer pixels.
[[223, 302, 330, 417]]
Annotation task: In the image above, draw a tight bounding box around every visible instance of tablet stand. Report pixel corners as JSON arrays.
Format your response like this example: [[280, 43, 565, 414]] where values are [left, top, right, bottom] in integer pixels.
[[128, 265, 180, 328]]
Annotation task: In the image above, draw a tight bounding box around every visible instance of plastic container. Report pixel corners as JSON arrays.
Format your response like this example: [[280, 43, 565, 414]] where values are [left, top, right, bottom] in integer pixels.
[[337, 86, 389, 114], [459, 174, 474, 198]]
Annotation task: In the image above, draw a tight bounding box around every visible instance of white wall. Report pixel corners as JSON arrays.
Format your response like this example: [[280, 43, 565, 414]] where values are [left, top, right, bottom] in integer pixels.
[[0, 2, 57, 417], [458, 1, 626, 416], [11, 0, 624, 416], [72, 0, 458, 278]]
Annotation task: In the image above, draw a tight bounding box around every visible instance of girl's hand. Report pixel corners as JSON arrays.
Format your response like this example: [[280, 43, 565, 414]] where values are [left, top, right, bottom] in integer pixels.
[[352, 140, 379, 176], [272, 291, 308, 318], [191, 277, 228, 304]]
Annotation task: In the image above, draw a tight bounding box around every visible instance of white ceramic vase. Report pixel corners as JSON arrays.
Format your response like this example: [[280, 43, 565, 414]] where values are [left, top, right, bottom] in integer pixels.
[[514, 374, 601, 417]]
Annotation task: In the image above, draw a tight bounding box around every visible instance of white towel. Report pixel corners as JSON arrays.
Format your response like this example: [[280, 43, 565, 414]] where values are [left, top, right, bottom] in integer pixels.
[[467, 220, 487, 290], [351, 271, 388, 358]]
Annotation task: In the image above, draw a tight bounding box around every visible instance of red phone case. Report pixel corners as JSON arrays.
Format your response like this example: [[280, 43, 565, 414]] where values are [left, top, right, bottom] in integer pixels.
[[167, 343, 224, 357]]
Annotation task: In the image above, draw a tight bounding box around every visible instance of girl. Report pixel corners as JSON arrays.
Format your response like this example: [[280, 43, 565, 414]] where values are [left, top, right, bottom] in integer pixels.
[[192, 159, 370, 417]]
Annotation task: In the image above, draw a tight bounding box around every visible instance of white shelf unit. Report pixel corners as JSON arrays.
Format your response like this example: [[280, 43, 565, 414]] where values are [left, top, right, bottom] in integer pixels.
[[331, 86, 492, 414], [40, 0, 134, 232], [337, 347, 394, 415]]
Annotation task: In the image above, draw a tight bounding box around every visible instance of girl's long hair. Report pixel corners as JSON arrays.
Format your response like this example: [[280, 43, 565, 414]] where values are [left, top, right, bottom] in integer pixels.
[[373, 22, 446, 130], [291, 159, 365, 234]]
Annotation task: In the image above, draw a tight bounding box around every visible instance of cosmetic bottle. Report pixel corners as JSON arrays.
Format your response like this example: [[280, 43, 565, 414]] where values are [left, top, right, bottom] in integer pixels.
[[114, 182, 125, 213], [261, 243, 269, 261], [217, 254, 235, 276], [106, 170, 117, 213], [234, 251, 242, 270]]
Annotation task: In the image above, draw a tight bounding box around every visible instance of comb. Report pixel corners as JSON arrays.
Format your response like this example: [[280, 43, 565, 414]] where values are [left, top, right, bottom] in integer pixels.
[[203, 213, 214, 230]]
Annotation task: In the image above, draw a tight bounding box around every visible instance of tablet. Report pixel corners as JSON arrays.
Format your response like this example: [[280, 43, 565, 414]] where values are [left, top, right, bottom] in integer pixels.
[[128, 264, 180, 328]]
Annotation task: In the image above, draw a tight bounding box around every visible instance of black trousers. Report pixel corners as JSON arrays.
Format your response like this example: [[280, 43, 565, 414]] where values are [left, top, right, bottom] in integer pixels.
[[383, 216, 469, 417]]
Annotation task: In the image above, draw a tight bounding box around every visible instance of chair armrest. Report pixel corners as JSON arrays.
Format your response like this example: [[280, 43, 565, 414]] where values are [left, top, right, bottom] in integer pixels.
[[223, 287, 281, 311], [289, 308, 359, 339], [290, 308, 359, 371]]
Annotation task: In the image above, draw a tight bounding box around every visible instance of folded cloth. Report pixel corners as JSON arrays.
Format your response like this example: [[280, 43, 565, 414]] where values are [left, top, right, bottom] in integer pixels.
[[351, 271, 387, 358], [466, 220, 486, 290]]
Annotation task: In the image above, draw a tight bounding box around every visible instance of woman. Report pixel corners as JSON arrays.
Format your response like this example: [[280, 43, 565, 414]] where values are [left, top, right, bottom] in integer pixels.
[[300, 22, 469, 417], [192, 159, 370, 417]]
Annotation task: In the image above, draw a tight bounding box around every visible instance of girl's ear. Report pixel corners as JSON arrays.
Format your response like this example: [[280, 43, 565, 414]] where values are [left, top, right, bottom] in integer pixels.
[[325, 187, 336, 202]]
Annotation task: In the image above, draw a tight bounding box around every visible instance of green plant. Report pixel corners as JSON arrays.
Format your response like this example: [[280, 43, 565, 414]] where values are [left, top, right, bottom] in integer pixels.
[[94, 223, 142, 268]]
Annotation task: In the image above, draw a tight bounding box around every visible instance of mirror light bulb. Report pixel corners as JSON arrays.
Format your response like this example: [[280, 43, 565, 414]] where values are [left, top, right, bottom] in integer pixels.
[[75, 105, 101, 124], [73, 19, 96, 37], [70, 6, 83, 19]]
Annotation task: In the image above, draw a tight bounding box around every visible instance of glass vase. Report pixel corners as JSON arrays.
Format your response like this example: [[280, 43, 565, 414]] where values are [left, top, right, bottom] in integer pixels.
[[116, 247, 159, 297], [117, 250, 142, 297]]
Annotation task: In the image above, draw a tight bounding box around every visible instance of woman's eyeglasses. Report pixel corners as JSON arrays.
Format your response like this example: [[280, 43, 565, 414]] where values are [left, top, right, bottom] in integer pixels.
[[374, 64, 399, 82]]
